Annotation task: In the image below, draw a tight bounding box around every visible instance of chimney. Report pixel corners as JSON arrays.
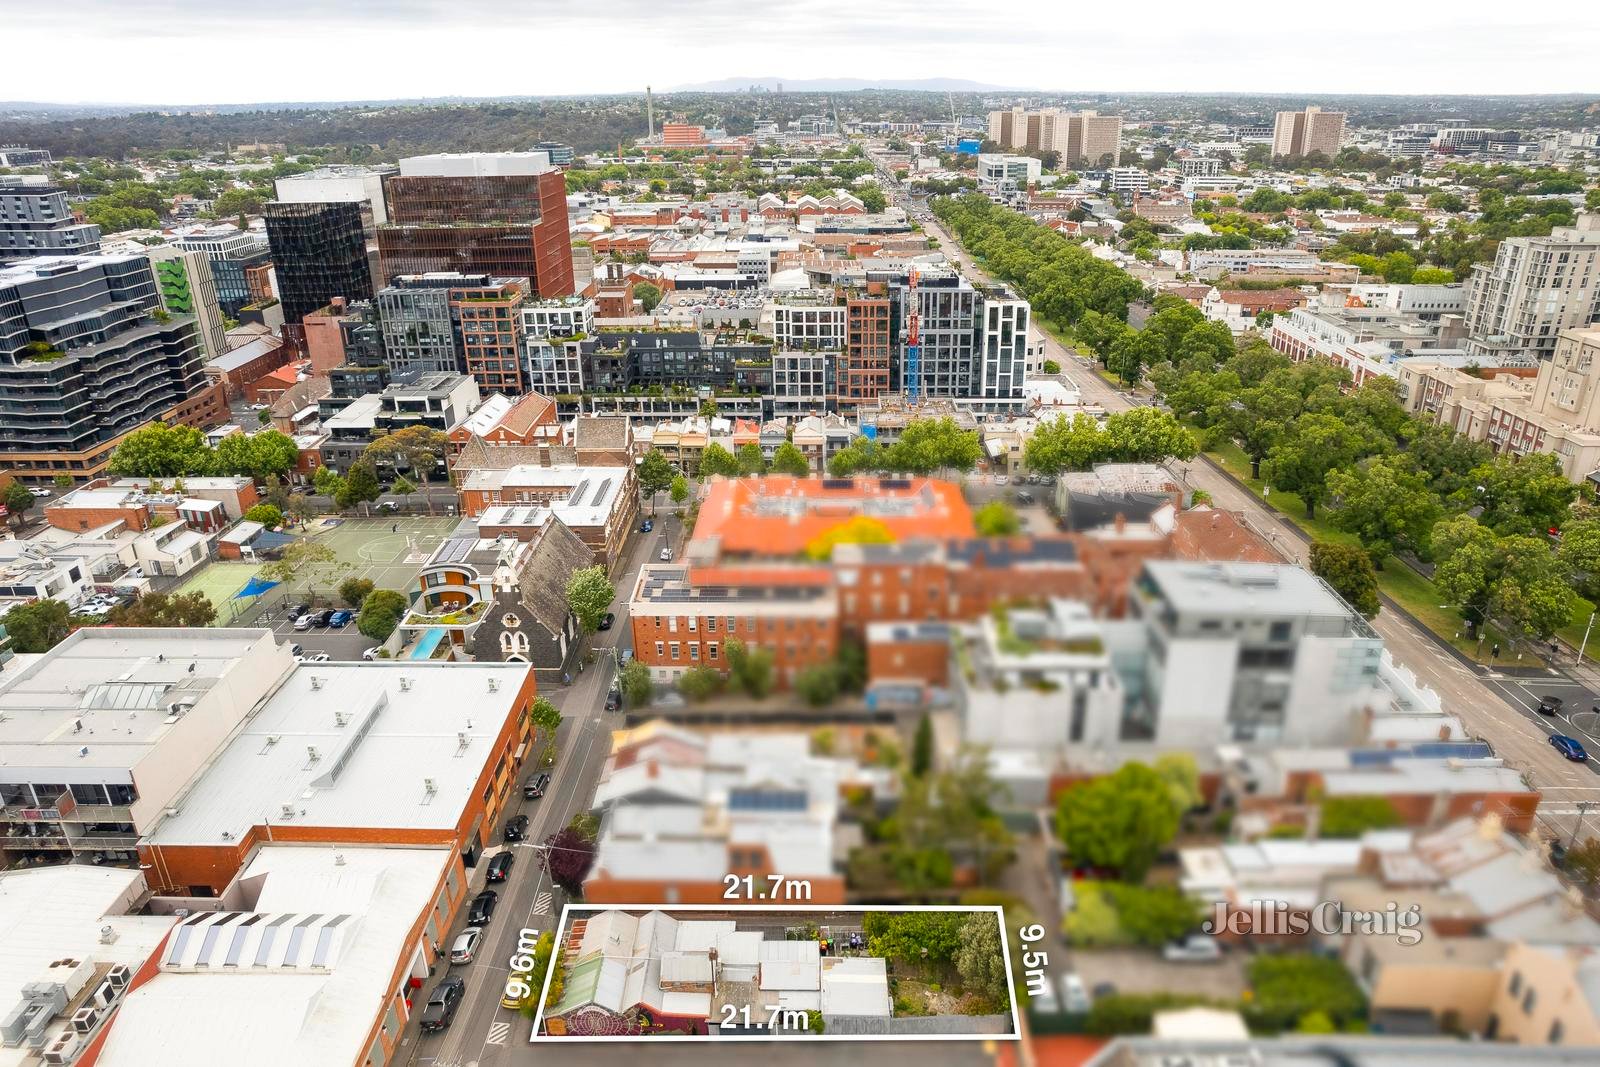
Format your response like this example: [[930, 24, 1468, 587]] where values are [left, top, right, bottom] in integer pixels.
[[330, 296, 347, 314], [539, 446, 551, 467]]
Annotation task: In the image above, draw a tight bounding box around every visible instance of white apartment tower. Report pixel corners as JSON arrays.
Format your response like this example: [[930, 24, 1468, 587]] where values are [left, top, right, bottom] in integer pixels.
[[1463, 215, 1600, 364]]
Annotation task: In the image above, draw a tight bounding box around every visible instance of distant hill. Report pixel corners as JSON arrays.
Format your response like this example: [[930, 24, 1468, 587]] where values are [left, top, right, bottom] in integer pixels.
[[664, 77, 1016, 93]]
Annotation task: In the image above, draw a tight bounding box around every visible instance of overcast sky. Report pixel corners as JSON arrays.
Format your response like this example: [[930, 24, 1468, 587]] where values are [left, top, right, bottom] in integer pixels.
[[5, 0, 1596, 105]]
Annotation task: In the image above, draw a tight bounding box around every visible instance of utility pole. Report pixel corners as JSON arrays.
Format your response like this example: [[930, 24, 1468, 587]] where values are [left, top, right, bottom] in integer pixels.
[[1571, 800, 1596, 851], [1578, 611, 1596, 666]]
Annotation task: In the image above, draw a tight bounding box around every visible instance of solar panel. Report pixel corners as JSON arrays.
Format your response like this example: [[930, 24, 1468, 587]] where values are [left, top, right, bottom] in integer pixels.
[[728, 788, 807, 812], [822, 478, 854, 490]]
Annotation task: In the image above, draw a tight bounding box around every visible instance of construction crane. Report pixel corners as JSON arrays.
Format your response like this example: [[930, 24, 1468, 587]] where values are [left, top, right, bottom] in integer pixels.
[[903, 268, 921, 403]]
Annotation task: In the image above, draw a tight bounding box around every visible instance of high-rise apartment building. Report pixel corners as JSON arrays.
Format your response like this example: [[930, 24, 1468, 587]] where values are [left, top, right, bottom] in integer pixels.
[[1271, 105, 1347, 158], [843, 291, 892, 406], [0, 255, 225, 483], [0, 178, 101, 258], [377, 152, 574, 299], [176, 224, 271, 317], [887, 271, 1029, 408], [263, 200, 373, 327], [373, 272, 526, 393], [144, 243, 229, 360], [450, 277, 526, 395], [1463, 215, 1600, 363], [984, 109, 1122, 165]]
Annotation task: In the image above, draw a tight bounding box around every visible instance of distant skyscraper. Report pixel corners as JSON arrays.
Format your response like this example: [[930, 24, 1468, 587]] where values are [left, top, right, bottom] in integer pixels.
[[1271, 106, 1346, 158], [984, 109, 1122, 166], [0, 178, 101, 257], [263, 200, 373, 327], [377, 153, 574, 299]]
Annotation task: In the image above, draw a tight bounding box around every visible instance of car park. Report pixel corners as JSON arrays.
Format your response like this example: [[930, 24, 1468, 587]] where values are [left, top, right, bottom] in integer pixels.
[[1537, 695, 1564, 715], [466, 889, 498, 926], [418, 976, 465, 1033], [598, 612, 615, 631], [503, 814, 529, 842], [287, 602, 311, 620], [523, 772, 551, 799], [302, 651, 331, 664], [485, 851, 514, 883], [328, 609, 354, 628], [1551, 734, 1589, 761], [449, 928, 482, 965]]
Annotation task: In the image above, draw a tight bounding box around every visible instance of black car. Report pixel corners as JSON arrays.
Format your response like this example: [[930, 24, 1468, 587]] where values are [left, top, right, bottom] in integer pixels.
[[523, 772, 551, 800], [309, 609, 334, 627], [418, 976, 466, 1033], [467, 889, 498, 926], [503, 814, 529, 842], [598, 612, 615, 631], [606, 687, 622, 712], [486, 851, 515, 883], [287, 602, 311, 621], [1538, 695, 1565, 715]]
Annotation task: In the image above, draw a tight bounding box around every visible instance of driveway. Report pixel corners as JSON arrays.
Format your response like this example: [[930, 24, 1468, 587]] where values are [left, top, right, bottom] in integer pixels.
[[1070, 947, 1249, 1001]]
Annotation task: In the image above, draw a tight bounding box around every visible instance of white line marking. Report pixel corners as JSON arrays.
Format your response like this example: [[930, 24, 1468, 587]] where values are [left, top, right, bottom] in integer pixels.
[[485, 1021, 510, 1046]]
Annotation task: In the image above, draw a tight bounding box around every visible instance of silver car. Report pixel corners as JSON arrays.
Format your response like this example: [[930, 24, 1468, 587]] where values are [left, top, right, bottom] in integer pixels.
[[449, 927, 483, 965]]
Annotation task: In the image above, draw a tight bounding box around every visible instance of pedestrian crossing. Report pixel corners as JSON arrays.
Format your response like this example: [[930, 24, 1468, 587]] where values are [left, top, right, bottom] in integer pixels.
[[533, 891, 553, 915], [486, 1020, 511, 1045]]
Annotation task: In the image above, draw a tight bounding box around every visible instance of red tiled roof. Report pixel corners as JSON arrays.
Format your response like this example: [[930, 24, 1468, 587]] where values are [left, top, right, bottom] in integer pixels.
[[691, 476, 975, 557]]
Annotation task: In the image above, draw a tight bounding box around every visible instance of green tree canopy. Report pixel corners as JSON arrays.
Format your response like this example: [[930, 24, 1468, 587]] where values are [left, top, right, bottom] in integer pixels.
[[3, 600, 71, 653], [974, 500, 1022, 537], [564, 565, 616, 633], [356, 589, 407, 641], [107, 422, 213, 477], [697, 442, 740, 478], [1055, 762, 1181, 881], [770, 441, 811, 477], [1309, 541, 1381, 618]]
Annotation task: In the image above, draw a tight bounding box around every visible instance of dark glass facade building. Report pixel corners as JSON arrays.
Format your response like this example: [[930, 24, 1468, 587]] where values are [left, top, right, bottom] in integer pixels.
[[263, 201, 374, 326]]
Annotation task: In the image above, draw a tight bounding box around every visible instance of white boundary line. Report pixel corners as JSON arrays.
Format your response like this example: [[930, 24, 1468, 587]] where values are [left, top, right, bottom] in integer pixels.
[[527, 903, 1020, 1043]]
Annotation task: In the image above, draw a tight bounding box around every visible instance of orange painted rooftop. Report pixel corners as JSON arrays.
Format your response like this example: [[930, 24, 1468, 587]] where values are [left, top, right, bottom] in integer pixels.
[[690, 475, 975, 557]]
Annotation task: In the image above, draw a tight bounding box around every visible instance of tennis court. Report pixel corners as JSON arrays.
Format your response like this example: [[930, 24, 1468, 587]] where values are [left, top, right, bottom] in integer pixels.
[[174, 562, 264, 625], [297, 515, 460, 592]]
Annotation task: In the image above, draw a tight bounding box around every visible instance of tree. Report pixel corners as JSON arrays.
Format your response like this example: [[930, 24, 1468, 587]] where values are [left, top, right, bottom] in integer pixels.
[[1025, 412, 1108, 476], [336, 461, 382, 510], [669, 474, 689, 507], [391, 475, 416, 510], [243, 503, 284, 528], [339, 577, 375, 607], [1432, 516, 1575, 638], [541, 826, 597, 896], [362, 425, 450, 510], [1063, 881, 1128, 947], [1309, 541, 1381, 618], [108, 591, 217, 627], [1245, 956, 1367, 1032], [698, 397, 719, 420], [565, 566, 615, 634], [618, 659, 653, 707], [793, 663, 840, 707], [1102, 407, 1197, 464], [771, 441, 811, 477], [864, 911, 968, 965], [53, 473, 74, 490], [1324, 456, 1441, 565], [678, 665, 725, 702], [974, 500, 1021, 537], [1041, 359, 1061, 375], [258, 538, 348, 590], [1094, 882, 1203, 947], [1153, 753, 1203, 814], [213, 430, 298, 481], [1566, 838, 1600, 890], [285, 495, 317, 527], [3, 482, 37, 529], [1319, 796, 1402, 838], [1055, 762, 1181, 881], [698, 442, 740, 478], [528, 696, 562, 736], [1558, 518, 1600, 600], [725, 638, 774, 698], [911, 713, 934, 778], [736, 442, 767, 476], [1260, 412, 1370, 520], [953, 913, 1009, 1009], [356, 589, 408, 641], [885, 417, 982, 475], [857, 185, 887, 213], [1454, 452, 1577, 537], [3, 599, 71, 653], [107, 422, 213, 477], [638, 449, 675, 513], [312, 465, 343, 497], [634, 282, 663, 313]]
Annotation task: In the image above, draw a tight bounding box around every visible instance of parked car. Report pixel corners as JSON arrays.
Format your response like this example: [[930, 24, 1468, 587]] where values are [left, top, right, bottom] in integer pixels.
[[308, 609, 334, 628], [418, 976, 465, 1033], [28, 486, 51, 498], [301, 651, 331, 664], [449, 927, 482, 965], [503, 814, 529, 842], [1163, 936, 1222, 962], [598, 612, 615, 631], [1551, 734, 1589, 761], [293, 612, 317, 631], [377, 501, 400, 514], [290, 644, 303, 659], [523, 772, 551, 800], [1028, 972, 1062, 1014], [362, 646, 382, 660], [1061, 973, 1092, 1014], [287, 602, 311, 621], [640, 519, 654, 533], [328, 609, 354, 628], [485, 851, 514, 883], [1538, 695, 1565, 715], [659, 547, 674, 562], [606, 687, 621, 712], [620, 647, 634, 663], [466, 890, 498, 926]]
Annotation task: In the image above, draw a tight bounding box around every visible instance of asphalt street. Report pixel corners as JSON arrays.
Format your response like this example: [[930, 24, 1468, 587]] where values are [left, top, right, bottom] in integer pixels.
[[902, 179, 1600, 846]]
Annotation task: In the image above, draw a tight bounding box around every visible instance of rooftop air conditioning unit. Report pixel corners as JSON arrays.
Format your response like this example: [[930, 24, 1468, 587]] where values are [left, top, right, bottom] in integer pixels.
[[280, 804, 296, 820], [42, 1032, 79, 1066], [399, 677, 412, 691], [71, 1007, 98, 1034], [92, 980, 119, 1008], [106, 965, 131, 990]]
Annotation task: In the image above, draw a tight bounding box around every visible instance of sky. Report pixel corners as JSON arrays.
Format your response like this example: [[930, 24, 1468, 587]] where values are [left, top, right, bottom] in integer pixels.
[[4, 0, 1597, 105]]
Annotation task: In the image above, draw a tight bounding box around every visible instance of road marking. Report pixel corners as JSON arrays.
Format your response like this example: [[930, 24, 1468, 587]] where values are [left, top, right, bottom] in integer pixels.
[[485, 1021, 510, 1046], [533, 891, 553, 915]]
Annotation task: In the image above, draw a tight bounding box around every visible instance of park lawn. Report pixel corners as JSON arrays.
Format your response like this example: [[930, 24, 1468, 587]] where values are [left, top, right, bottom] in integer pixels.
[[1199, 437, 1545, 668]]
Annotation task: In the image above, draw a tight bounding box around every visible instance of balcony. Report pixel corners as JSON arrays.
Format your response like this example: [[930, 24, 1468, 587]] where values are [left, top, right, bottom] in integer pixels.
[[401, 600, 489, 631]]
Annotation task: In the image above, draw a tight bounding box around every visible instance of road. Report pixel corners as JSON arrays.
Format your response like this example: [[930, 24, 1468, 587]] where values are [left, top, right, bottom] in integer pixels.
[[904, 186, 1600, 846], [400, 515, 668, 1067]]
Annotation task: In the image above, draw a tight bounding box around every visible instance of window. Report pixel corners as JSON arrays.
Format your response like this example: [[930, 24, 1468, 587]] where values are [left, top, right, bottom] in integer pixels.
[[1508, 972, 1522, 996], [690, 644, 699, 661], [670, 642, 680, 661], [708, 643, 719, 661], [1522, 988, 1536, 1014], [1548, 1020, 1564, 1045], [655, 640, 664, 657]]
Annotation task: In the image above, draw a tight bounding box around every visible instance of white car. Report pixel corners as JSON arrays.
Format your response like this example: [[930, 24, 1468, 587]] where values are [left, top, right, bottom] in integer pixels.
[[1061, 972, 1092, 1013], [1162, 936, 1222, 962], [303, 651, 331, 663], [362, 647, 383, 661], [28, 486, 52, 498], [659, 547, 673, 562]]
